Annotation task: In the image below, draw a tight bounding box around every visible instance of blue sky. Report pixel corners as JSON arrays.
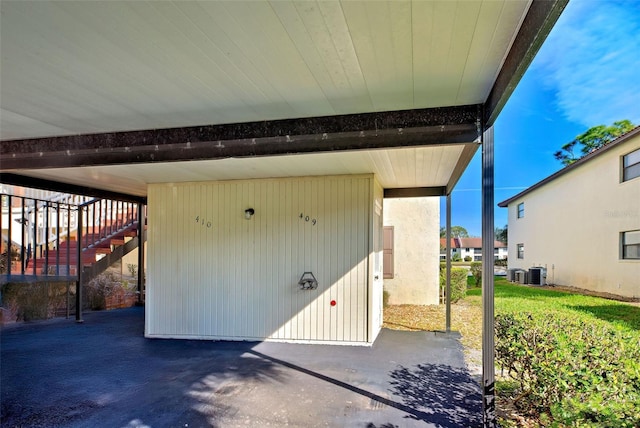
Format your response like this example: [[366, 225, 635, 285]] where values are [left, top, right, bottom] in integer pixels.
[[442, 0, 640, 237]]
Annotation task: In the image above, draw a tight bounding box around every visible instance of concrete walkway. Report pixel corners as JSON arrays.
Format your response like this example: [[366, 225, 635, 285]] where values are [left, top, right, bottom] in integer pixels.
[[1, 307, 481, 427]]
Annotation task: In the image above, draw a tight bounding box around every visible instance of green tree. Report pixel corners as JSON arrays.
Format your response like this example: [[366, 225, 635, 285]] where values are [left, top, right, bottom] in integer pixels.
[[554, 120, 635, 166], [440, 225, 469, 238], [451, 226, 469, 238], [495, 225, 508, 244]]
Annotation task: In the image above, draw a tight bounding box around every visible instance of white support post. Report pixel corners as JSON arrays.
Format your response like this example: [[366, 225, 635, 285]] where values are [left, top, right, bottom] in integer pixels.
[[482, 125, 496, 427], [137, 203, 145, 305]]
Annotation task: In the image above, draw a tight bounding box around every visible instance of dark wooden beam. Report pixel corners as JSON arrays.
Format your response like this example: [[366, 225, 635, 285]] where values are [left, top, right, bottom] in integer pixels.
[[0, 173, 146, 204], [484, 0, 568, 127], [1, 105, 481, 170], [384, 187, 446, 198]]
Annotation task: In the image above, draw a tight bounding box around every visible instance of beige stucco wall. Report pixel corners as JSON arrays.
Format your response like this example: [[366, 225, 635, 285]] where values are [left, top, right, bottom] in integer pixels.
[[507, 134, 640, 298], [121, 240, 146, 276], [383, 197, 440, 305]]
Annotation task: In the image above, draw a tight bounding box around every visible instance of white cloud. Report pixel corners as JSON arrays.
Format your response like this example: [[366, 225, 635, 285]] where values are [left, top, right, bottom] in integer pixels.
[[532, 0, 640, 127]]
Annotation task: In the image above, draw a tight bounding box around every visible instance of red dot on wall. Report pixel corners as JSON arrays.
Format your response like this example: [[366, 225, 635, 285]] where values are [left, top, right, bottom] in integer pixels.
[[330, 300, 337, 306]]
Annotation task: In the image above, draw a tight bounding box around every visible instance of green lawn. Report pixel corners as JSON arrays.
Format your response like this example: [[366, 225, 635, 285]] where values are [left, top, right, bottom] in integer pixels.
[[385, 276, 639, 353], [466, 277, 640, 332]]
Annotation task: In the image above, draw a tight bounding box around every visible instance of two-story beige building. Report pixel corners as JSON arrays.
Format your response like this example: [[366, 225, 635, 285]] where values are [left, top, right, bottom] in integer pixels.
[[499, 127, 640, 299]]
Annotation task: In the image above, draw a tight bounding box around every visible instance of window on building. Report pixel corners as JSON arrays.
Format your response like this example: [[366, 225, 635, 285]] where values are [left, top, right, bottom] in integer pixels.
[[517, 202, 524, 218], [517, 243, 524, 259], [621, 230, 640, 260], [383, 226, 394, 278], [622, 148, 640, 182]]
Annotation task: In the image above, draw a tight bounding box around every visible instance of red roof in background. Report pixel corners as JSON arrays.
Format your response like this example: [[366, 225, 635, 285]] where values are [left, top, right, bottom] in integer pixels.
[[440, 237, 506, 248], [439, 238, 457, 247], [457, 237, 506, 248]]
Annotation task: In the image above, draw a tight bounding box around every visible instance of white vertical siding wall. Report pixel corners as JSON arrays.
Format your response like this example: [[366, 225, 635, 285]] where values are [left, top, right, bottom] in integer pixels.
[[146, 175, 373, 344]]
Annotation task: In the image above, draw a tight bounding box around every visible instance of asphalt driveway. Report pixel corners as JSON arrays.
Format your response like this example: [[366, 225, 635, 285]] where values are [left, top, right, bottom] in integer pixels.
[[1, 307, 481, 427]]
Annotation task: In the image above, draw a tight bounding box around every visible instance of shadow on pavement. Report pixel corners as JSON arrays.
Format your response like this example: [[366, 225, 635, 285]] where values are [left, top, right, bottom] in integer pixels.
[[248, 350, 434, 420], [1, 308, 284, 427], [389, 363, 482, 427], [2, 307, 481, 427]]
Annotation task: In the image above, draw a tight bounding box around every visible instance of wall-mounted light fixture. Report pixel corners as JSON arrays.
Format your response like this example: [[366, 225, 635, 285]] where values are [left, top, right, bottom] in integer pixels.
[[298, 271, 318, 290], [244, 208, 255, 220]]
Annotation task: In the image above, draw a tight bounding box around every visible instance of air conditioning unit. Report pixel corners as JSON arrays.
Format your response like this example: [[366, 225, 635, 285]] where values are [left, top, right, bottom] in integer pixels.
[[515, 270, 528, 284], [529, 267, 547, 286], [507, 269, 518, 282]]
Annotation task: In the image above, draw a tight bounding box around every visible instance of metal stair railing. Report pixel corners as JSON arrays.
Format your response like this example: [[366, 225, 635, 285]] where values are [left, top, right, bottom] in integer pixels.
[[1, 193, 140, 283], [1, 193, 80, 280]]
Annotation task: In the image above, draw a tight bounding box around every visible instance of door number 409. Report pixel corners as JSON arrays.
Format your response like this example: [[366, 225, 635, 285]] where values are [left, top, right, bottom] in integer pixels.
[[299, 213, 317, 225]]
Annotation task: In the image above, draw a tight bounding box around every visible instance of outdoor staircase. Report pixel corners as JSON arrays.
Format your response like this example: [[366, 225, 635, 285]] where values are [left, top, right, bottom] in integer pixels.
[[1, 189, 146, 321], [1, 191, 145, 284], [23, 222, 140, 277]]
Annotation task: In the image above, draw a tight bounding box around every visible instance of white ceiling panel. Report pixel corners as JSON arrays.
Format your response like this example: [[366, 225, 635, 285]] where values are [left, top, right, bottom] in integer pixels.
[[10, 145, 468, 197], [0, 0, 531, 141], [0, 0, 546, 197], [340, 1, 414, 111]]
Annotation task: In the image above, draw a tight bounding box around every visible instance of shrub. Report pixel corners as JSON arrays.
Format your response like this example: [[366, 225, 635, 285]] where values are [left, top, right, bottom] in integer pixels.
[[127, 263, 138, 277], [495, 258, 508, 267], [1, 282, 70, 321], [495, 312, 640, 427], [463, 256, 472, 262], [0, 242, 20, 274], [439, 266, 468, 303], [470, 261, 482, 287], [452, 253, 462, 262], [86, 272, 124, 310], [382, 289, 390, 308]]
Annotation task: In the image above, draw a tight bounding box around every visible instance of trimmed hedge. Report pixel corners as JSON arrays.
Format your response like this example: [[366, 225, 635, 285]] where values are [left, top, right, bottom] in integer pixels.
[[439, 266, 468, 303], [495, 311, 640, 427]]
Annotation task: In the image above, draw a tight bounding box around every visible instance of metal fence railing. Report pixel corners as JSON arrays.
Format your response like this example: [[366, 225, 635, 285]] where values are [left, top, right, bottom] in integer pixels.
[[1, 193, 138, 283]]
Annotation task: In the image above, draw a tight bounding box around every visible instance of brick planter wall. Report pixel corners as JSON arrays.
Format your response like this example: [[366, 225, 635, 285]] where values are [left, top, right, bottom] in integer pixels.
[[104, 290, 137, 310]]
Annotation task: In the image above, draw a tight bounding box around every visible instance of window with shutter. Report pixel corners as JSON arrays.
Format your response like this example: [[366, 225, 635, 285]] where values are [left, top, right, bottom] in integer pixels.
[[383, 226, 394, 279]]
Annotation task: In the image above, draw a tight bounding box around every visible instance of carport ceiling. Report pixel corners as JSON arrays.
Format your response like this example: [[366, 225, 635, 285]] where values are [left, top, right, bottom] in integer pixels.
[[0, 0, 566, 197]]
